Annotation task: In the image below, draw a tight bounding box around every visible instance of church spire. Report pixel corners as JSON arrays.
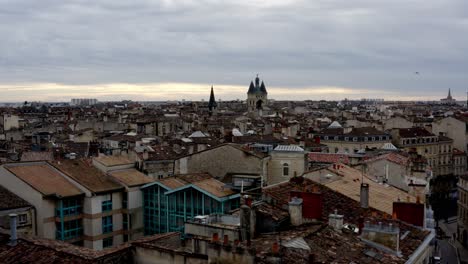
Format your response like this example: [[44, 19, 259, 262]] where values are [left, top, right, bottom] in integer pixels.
[[208, 86, 217, 114], [448, 88, 452, 99]]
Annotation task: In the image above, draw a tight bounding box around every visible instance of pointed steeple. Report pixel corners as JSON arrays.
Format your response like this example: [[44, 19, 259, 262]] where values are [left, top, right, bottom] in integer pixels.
[[260, 81, 267, 94], [208, 86, 217, 111], [448, 88, 452, 99], [248, 81, 255, 94]]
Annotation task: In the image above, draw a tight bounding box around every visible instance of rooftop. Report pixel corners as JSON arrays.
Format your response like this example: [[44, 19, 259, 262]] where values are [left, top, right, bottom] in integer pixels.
[[0, 184, 32, 210], [50, 160, 123, 194], [5, 163, 83, 198], [274, 145, 304, 152], [304, 164, 417, 214], [108, 168, 154, 187], [93, 155, 133, 167]]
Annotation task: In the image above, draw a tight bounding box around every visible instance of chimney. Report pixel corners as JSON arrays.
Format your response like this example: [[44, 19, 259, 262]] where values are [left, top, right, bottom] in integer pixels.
[[8, 214, 18, 246], [360, 183, 369, 208], [288, 197, 303, 226], [328, 209, 344, 232], [272, 241, 280, 255], [212, 233, 219, 243]]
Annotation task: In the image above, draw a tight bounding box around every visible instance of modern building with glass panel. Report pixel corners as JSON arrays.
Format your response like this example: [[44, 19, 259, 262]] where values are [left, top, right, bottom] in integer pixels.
[[0, 160, 131, 250], [0, 162, 85, 245], [141, 173, 240, 235]]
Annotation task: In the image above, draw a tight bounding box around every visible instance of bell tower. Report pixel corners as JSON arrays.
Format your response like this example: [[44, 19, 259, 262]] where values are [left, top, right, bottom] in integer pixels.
[[247, 75, 268, 114]]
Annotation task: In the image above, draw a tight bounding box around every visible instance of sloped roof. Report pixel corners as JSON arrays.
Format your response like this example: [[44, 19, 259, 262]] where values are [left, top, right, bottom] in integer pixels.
[[0, 185, 32, 210], [5, 164, 83, 198], [108, 169, 154, 187], [50, 160, 123, 193], [328, 121, 342, 128], [304, 164, 417, 214], [274, 145, 304, 152], [94, 155, 133, 167], [381, 143, 398, 150], [20, 151, 54, 162]]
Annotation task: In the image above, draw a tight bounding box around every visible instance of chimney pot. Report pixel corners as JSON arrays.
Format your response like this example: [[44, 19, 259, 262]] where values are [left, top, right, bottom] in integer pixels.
[[8, 214, 18, 246], [360, 183, 369, 209], [272, 241, 280, 255], [212, 233, 219, 243], [223, 235, 229, 246]]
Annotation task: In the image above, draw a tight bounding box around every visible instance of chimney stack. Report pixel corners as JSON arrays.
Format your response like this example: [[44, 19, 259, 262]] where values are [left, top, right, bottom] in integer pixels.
[[288, 197, 303, 226], [328, 209, 344, 231], [360, 183, 369, 208], [8, 214, 18, 246]]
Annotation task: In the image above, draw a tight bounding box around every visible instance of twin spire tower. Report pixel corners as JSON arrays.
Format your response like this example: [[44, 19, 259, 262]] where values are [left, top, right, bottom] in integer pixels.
[[208, 75, 268, 116]]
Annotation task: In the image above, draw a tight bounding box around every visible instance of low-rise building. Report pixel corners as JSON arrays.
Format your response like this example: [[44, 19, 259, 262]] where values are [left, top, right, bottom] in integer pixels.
[[141, 173, 240, 235]]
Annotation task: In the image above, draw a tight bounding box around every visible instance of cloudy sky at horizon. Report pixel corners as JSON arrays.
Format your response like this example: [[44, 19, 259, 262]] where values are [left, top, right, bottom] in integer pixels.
[[0, 0, 467, 102]]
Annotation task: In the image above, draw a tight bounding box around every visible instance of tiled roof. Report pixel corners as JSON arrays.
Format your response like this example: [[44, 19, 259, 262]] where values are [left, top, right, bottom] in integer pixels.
[[5, 163, 83, 198], [274, 145, 304, 152], [0, 233, 132, 263], [94, 155, 133, 167], [157, 173, 235, 198], [308, 153, 350, 164], [108, 169, 154, 187], [0, 185, 32, 210], [20, 151, 54, 162], [50, 160, 123, 193], [364, 152, 410, 166], [193, 178, 236, 198], [398, 127, 434, 138], [305, 164, 418, 214]]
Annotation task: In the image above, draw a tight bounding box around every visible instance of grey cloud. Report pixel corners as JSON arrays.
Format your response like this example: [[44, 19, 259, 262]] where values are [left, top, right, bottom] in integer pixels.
[[0, 0, 467, 100]]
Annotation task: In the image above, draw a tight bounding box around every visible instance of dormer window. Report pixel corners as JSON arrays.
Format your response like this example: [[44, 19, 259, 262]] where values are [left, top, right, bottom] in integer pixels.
[[353, 137, 358, 142], [345, 137, 349, 141]]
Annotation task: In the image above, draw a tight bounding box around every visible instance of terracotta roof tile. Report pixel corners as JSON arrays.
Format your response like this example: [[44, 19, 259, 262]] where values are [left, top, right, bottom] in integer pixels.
[[50, 160, 123, 193], [109, 169, 154, 187], [6, 163, 83, 198]]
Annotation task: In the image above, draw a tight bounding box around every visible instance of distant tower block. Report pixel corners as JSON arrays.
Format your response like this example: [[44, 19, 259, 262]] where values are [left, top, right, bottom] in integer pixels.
[[247, 75, 268, 113]]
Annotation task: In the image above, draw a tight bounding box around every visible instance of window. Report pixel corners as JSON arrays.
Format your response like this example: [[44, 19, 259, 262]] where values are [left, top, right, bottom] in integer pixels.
[[324, 136, 329, 140], [123, 214, 128, 230], [18, 214, 27, 225], [283, 163, 289, 177], [103, 237, 113, 248], [102, 216, 113, 234], [56, 219, 83, 240], [122, 192, 128, 209], [353, 137, 358, 142], [102, 196, 112, 212], [334, 136, 339, 140], [56, 198, 82, 217], [371, 137, 375, 141]]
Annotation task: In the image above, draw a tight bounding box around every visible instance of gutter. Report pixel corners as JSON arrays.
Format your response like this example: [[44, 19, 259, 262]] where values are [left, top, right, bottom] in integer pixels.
[[404, 229, 436, 264]]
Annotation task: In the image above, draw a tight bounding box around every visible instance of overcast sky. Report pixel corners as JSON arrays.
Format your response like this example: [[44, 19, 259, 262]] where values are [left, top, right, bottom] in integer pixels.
[[0, 0, 467, 102]]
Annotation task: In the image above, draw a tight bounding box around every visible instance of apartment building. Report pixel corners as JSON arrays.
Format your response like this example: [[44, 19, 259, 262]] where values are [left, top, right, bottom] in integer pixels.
[[391, 127, 454, 176], [51, 160, 125, 250]]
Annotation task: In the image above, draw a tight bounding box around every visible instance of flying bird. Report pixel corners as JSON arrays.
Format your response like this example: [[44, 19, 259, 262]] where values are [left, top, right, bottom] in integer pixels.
[[414, 72, 419, 75]]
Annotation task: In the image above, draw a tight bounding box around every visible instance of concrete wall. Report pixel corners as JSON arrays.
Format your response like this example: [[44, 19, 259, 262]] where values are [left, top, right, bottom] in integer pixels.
[[175, 145, 264, 179], [0, 165, 56, 239], [267, 151, 306, 185], [433, 117, 466, 152]]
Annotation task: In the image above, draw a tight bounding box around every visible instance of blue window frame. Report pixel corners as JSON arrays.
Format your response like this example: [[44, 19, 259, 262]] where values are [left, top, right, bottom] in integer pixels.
[[102, 199, 112, 212], [56, 198, 82, 217], [102, 216, 113, 234], [56, 219, 83, 240]]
